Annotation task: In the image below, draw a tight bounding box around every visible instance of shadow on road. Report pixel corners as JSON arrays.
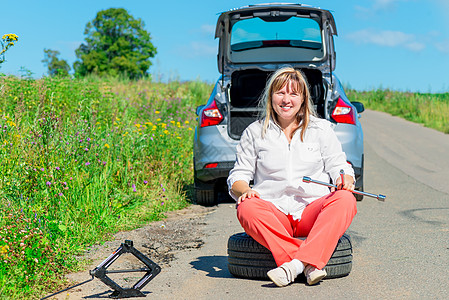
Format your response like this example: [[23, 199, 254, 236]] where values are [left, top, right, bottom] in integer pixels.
[[190, 255, 235, 279], [399, 207, 449, 226], [346, 229, 367, 247], [82, 289, 152, 299]]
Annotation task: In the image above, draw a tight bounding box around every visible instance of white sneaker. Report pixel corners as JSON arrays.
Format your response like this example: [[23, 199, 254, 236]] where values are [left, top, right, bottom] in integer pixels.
[[267, 262, 297, 287], [304, 265, 327, 285]]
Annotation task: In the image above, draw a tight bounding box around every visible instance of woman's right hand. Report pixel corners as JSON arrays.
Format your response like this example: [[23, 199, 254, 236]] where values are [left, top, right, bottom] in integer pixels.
[[237, 188, 260, 205]]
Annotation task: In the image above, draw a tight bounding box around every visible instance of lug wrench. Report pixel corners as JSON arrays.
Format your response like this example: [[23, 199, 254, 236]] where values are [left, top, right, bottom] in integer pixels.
[[302, 170, 386, 201]]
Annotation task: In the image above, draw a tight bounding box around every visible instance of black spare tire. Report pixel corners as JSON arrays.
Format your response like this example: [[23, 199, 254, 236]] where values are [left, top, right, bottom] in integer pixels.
[[227, 232, 353, 280]]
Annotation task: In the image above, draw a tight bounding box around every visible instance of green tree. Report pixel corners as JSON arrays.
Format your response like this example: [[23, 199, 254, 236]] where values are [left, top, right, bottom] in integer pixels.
[[74, 8, 157, 79], [0, 33, 19, 67], [42, 49, 71, 77]]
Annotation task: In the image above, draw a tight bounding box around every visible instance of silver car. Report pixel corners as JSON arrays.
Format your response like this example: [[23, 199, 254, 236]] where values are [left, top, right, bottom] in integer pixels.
[[193, 3, 365, 205]]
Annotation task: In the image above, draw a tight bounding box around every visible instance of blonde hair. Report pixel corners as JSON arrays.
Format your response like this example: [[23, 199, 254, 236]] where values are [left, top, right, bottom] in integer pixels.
[[259, 67, 316, 141]]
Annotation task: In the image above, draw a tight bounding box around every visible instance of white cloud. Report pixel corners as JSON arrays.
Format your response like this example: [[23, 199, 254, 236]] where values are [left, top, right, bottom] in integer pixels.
[[200, 24, 216, 35], [355, 0, 412, 14], [190, 41, 217, 55], [346, 29, 425, 51], [435, 40, 449, 54], [232, 28, 263, 44], [176, 41, 217, 58], [405, 41, 425, 52], [372, 0, 405, 9]]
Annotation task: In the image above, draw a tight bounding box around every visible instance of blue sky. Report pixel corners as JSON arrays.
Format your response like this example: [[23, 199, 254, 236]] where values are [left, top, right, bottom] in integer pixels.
[[1, 0, 448, 92]]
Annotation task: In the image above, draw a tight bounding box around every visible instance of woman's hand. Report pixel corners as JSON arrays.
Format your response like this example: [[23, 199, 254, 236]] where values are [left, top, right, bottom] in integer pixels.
[[231, 180, 260, 207], [237, 188, 260, 205], [331, 174, 355, 192]]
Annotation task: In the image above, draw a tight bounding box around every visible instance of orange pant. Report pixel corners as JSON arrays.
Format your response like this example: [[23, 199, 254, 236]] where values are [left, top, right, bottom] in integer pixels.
[[237, 190, 357, 269]]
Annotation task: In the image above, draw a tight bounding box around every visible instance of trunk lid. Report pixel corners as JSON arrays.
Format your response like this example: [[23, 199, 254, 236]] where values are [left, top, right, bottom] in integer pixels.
[[215, 4, 337, 75]]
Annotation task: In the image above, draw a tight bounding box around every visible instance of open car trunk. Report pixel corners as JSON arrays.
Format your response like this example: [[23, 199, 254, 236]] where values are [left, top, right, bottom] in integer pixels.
[[228, 68, 326, 139]]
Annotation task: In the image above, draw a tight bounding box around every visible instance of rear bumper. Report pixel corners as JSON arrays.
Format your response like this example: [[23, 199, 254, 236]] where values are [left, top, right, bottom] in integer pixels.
[[195, 161, 235, 183]]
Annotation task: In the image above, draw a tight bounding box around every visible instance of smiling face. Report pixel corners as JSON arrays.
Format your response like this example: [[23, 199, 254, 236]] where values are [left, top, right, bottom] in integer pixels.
[[271, 80, 304, 128]]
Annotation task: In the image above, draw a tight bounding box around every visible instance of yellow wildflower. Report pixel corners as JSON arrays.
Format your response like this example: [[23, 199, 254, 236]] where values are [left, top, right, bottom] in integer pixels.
[[155, 111, 160, 114], [185, 120, 190, 124], [0, 245, 9, 255], [2, 34, 18, 41], [156, 118, 161, 122], [135, 124, 141, 128], [105, 143, 110, 148]]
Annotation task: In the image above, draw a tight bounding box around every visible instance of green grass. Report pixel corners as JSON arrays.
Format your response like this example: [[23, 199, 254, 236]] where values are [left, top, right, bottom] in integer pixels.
[[0, 75, 213, 298], [347, 89, 449, 134]]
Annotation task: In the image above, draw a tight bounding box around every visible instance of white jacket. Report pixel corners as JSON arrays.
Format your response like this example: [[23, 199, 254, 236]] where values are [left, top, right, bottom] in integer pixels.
[[227, 116, 355, 220]]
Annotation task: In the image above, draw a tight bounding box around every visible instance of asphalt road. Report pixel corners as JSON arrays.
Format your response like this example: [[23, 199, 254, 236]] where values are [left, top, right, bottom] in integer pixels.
[[63, 110, 448, 299]]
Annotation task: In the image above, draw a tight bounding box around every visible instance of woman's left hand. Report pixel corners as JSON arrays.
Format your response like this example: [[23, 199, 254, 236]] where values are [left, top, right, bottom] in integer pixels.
[[331, 174, 355, 192]]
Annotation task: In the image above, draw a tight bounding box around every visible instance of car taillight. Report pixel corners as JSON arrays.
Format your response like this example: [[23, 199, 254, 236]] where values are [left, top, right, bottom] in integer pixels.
[[331, 97, 356, 125], [200, 100, 223, 127], [205, 163, 218, 169]]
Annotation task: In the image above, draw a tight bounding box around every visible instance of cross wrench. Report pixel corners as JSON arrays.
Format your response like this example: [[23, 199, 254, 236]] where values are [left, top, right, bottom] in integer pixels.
[[302, 170, 386, 201]]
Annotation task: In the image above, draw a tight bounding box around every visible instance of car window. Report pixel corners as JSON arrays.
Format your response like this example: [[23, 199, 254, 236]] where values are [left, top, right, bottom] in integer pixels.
[[230, 17, 322, 52]]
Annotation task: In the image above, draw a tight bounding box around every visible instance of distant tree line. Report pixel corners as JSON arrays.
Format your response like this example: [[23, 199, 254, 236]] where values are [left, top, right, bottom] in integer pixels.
[[42, 8, 157, 79]]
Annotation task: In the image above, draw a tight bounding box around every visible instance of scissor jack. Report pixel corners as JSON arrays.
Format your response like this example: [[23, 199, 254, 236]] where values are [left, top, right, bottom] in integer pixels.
[[41, 240, 161, 299]]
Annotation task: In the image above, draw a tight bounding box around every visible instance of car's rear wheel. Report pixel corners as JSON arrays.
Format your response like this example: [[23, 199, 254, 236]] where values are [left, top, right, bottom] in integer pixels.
[[355, 156, 364, 201], [354, 189, 364, 201], [194, 177, 217, 206]]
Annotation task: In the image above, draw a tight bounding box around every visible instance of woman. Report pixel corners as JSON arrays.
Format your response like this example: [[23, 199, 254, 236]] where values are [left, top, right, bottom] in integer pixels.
[[227, 67, 357, 287]]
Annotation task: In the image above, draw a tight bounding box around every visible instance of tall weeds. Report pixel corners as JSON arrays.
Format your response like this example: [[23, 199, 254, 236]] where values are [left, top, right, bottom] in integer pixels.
[[0, 75, 213, 298], [347, 89, 449, 134]]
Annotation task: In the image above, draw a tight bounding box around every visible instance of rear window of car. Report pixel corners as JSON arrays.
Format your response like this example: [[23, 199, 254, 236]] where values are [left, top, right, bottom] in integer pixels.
[[230, 17, 322, 52]]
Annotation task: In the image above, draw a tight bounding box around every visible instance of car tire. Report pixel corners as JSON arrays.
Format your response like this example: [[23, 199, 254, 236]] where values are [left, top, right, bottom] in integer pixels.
[[227, 232, 352, 280], [355, 156, 364, 201], [354, 189, 364, 201], [194, 178, 217, 206], [194, 188, 216, 206]]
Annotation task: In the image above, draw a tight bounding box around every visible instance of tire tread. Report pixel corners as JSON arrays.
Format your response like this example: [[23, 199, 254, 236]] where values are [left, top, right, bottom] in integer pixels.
[[227, 232, 353, 280]]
